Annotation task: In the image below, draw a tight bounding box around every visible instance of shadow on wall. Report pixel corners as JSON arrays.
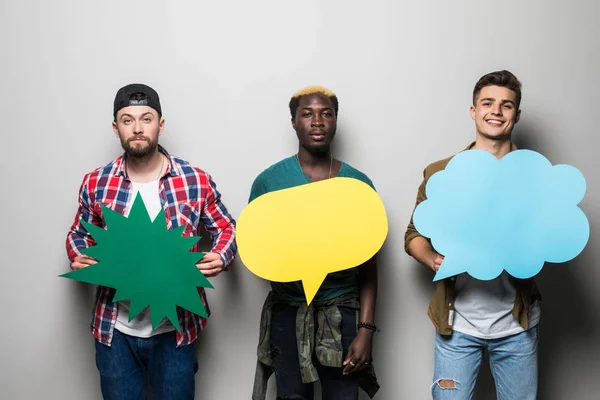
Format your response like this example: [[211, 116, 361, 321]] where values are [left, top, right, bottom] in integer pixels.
[[473, 249, 598, 400], [472, 122, 600, 399], [68, 278, 98, 324]]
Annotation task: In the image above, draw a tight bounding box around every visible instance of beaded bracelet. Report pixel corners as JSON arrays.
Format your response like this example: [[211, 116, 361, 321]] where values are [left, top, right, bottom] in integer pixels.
[[357, 322, 379, 332]]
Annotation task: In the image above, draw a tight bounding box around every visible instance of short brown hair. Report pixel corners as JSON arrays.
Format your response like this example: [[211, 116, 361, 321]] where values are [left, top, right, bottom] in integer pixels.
[[473, 70, 522, 109]]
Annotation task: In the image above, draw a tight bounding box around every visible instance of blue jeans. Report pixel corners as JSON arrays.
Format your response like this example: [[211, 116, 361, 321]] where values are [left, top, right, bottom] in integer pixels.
[[432, 326, 538, 400], [95, 329, 198, 400], [270, 303, 359, 400]]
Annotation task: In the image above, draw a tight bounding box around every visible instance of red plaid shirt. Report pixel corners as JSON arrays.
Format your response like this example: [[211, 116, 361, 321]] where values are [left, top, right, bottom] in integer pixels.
[[66, 146, 236, 347]]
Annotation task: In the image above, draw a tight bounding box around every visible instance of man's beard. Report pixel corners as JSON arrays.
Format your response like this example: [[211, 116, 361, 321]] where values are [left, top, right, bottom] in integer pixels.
[[120, 135, 158, 158]]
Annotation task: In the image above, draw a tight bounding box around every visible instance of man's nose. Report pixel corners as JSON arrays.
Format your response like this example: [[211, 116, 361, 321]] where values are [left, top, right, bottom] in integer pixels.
[[311, 114, 324, 126], [133, 120, 143, 134], [491, 103, 503, 116]]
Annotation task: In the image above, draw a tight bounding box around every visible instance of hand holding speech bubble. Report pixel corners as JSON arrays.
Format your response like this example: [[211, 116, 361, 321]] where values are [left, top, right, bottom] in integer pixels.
[[237, 177, 388, 304], [413, 149, 589, 282], [61, 193, 211, 331]]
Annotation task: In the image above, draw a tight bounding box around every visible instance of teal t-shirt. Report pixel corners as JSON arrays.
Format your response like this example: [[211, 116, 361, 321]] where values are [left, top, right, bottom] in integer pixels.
[[248, 155, 375, 302]]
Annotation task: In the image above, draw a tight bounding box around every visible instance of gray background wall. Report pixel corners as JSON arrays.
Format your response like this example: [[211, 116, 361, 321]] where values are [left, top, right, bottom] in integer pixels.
[[1, 0, 598, 399]]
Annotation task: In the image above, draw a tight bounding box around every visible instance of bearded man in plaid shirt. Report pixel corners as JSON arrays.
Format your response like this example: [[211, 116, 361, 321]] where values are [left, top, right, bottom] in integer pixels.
[[65, 83, 236, 400]]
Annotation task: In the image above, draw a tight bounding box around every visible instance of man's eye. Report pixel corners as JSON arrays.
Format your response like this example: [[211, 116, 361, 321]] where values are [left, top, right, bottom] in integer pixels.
[[143, 118, 151, 122], [323, 112, 331, 117], [123, 119, 131, 124], [303, 113, 312, 117], [482, 103, 491, 107], [503, 105, 513, 109]]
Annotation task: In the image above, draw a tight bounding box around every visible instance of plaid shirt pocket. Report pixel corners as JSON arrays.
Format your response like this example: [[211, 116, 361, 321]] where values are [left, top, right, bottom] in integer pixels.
[[177, 201, 200, 236]]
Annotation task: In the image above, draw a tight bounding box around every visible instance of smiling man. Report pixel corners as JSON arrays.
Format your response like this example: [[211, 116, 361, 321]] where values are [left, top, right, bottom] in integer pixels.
[[405, 71, 541, 399], [66, 83, 236, 399], [250, 86, 379, 400]]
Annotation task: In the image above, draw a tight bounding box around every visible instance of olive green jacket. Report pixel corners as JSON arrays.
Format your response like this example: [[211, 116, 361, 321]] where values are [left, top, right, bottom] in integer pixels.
[[252, 291, 379, 399]]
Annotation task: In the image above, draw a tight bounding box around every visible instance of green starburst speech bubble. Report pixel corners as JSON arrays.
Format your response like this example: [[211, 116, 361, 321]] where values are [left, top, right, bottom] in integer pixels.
[[61, 193, 212, 332]]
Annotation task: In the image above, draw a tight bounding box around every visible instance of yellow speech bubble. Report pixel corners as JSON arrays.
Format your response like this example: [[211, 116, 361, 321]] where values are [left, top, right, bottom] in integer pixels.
[[237, 177, 388, 304]]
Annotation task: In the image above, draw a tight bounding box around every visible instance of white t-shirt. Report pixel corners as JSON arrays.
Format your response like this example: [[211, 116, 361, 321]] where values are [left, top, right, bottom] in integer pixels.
[[452, 271, 540, 339], [114, 180, 175, 338]]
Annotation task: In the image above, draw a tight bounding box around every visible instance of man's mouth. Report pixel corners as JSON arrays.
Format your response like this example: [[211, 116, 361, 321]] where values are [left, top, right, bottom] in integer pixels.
[[310, 132, 326, 141], [485, 119, 504, 126], [129, 137, 149, 143]]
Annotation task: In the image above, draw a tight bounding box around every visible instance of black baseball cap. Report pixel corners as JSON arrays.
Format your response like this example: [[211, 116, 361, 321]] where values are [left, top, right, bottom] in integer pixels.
[[113, 83, 162, 119]]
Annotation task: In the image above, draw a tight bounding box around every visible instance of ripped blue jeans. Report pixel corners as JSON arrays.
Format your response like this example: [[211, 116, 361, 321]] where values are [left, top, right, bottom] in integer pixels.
[[432, 326, 538, 400]]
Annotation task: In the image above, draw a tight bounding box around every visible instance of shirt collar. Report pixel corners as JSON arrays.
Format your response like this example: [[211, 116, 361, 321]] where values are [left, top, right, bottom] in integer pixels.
[[465, 141, 518, 152]]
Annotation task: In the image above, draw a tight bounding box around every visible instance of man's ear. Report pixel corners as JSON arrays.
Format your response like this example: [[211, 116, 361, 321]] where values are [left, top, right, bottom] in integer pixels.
[[469, 105, 476, 120], [112, 120, 119, 138], [159, 117, 165, 136], [515, 109, 521, 124], [291, 117, 296, 130]]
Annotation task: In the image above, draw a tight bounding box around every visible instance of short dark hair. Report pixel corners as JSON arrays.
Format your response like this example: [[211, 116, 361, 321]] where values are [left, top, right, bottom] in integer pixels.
[[473, 70, 522, 109], [289, 86, 339, 119]]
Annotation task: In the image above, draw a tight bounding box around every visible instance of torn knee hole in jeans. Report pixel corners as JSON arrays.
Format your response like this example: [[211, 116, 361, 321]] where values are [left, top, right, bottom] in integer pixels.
[[433, 379, 458, 389]]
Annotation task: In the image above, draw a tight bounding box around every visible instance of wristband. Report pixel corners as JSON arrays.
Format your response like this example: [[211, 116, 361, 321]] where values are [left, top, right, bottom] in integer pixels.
[[357, 322, 379, 332]]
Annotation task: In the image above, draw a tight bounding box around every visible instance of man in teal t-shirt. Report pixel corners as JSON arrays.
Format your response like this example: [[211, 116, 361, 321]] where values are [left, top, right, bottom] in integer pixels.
[[249, 155, 374, 302], [250, 86, 379, 400]]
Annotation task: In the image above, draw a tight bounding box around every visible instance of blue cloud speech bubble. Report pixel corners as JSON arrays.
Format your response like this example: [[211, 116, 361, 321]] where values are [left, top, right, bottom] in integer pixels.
[[413, 149, 589, 282]]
